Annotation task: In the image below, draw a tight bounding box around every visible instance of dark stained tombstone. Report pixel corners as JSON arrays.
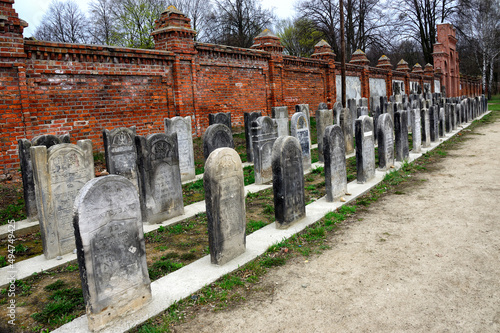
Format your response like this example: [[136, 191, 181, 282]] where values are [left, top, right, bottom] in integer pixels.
[[316, 106, 333, 162], [251, 116, 278, 184], [165, 116, 195, 182], [73, 175, 151, 332], [103, 127, 139, 189], [31, 140, 94, 259], [340, 107, 354, 154], [347, 98, 357, 133], [271, 106, 289, 137], [445, 104, 452, 133], [355, 116, 375, 183], [394, 111, 409, 161], [333, 101, 342, 125], [377, 113, 395, 170], [429, 106, 439, 142], [324, 125, 347, 201], [209, 112, 232, 132], [204, 148, 246, 265], [295, 104, 310, 124], [18, 134, 71, 222], [411, 109, 421, 153], [203, 124, 234, 160], [135, 133, 184, 224], [272, 136, 305, 229], [421, 108, 431, 148], [243, 111, 262, 163], [290, 112, 312, 172]]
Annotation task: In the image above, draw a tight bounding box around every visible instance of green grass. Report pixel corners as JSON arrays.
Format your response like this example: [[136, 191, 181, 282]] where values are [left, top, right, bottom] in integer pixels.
[[31, 286, 84, 326], [148, 258, 184, 281]]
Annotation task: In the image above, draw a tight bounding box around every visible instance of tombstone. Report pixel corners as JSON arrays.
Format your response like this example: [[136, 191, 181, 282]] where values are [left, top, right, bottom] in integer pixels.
[[295, 104, 310, 124], [452, 104, 458, 129], [243, 111, 262, 162], [204, 148, 246, 265], [429, 106, 439, 142], [372, 105, 382, 145], [316, 107, 333, 162], [103, 127, 139, 189], [445, 104, 452, 133], [377, 113, 395, 170], [370, 96, 381, 116], [135, 133, 184, 224], [386, 102, 394, 125], [340, 107, 354, 154], [272, 136, 305, 229], [208, 112, 231, 132], [347, 99, 357, 133], [290, 112, 312, 172], [203, 124, 234, 160], [18, 134, 71, 222], [421, 108, 431, 148], [333, 102, 342, 125], [272, 106, 289, 137], [394, 111, 409, 161], [410, 109, 422, 153], [251, 116, 278, 184], [31, 140, 94, 259], [73, 175, 152, 332], [355, 116, 376, 183], [439, 108, 445, 137], [357, 106, 369, 118], [324, 125, 347, 202], [164, 116, 195, 182]]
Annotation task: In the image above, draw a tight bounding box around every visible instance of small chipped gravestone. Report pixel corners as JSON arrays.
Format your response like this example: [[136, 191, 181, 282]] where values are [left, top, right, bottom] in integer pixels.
[[18, 134, 70, 222], [324, 125, 347, 201], [31, 140, 94, 259], [410, 109, 422, 153], [377, 113, 394, 170], [251, 116, 278, 184], [290, 112, 312, 172], [355, 116, 376, 183], [203, 124, 234, 160], [73, 175, 152, 332], [340, 107, 354, 154], [272, 136, 305, 229], [421, 108, 431, 148], [135, 133, 184, 224], [271, 106, 289, 137], [316, 106, 333, 162], [165, 116, 196, 182], [244, 111, 262, 162], [209, 112, 232, 132], [103, 127, 139, 190], [394, 111, 409, 161], [204, 148, 246, 265]]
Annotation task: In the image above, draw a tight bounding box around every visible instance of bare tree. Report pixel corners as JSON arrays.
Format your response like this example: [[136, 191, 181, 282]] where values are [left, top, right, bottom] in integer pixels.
[[168, 0, 213, 41], [88, 0, 119, 45]]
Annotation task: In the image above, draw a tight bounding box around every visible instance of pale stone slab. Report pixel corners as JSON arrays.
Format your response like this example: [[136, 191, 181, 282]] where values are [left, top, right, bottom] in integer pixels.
[[377, 113, 394, 170], [316, 107, 333, 162], [103, 127, 139, 190], [243, 111, 262, 162], [165, 116, 196, 181], [324, 125, 347, 201], [290, 112, 312, 172], [271, 106, 289, 137], [411, 109, 422, 153], [355, 116, 375, 183]]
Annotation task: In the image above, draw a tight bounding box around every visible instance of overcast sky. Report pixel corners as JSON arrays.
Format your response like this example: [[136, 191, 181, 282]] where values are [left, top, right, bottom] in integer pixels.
[[13, 0, 297, 38]]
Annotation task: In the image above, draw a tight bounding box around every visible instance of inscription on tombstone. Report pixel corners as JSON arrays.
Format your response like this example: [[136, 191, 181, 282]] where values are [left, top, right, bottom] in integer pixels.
[[165, 116, 196, 182], [290, 112, 312, 172], [272, 106, 289, 137], [377, 113, 395, 170], [394, 111, 409, 161], [324, 125, 347, 201], [251, 116, 278, 184], [209, 112, 232, 132], [316, 107, 333, 162], [203, 124, 234, 160], [243, 111, 262, 162], [103, 127, 139, 190], [355, 116, 376, 183], [411, 109, 422, 153]]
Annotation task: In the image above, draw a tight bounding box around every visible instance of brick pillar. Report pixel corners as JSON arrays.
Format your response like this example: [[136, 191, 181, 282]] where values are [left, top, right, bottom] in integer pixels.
[[312, 40, 336, 108], [396, 59, 410, 95], [412, 63, 424, 93], [424, 63, 434, 93], [349, 49, 370, 100]]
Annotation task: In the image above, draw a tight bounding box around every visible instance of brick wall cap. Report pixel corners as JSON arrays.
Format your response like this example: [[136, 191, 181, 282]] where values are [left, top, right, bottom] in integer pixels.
[[315, 39, 331, 47], [151, 25, 196, 36]]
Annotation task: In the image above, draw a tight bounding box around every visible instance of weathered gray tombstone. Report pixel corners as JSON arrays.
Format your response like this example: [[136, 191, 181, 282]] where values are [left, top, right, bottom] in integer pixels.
[[333, 102, 342, 125], [103, 127, 139, 189], [272, 136, 305, 228], [452, 104, 458, 129], [347, 98, 357, 133], [251, 116, 278, 184], [243, 111, 262, 163], [445, 104, 452, 133], [386, 102, 394, 125], [394, 111, 409, 161], [355, 116, 376, 183], [208, 112, 231, 132], [324, 125, 347, 202], [429, 106, 439, 142], [164, 116, 195, 182], [271, 106, 289, 137], [203, 124, 234, 160], [135, 133, 184, 224], [360, 97, 368, 107], [439, 107, 445, 137], [357, 106, 369, 118], [421, 108, 431, 148], [204, 148, 246, 265], [372, 105, 382, 145], [73, 175, 151, 332], [18, 134, 70, 222], [316, 107, 334, 162], [340, 107, 354, 154], [377, 113, 395, 170], [31, 140, 94, 259], [411, 109, 422, 153], [290, 112, 312, 172], [295, 104, 310, 124]]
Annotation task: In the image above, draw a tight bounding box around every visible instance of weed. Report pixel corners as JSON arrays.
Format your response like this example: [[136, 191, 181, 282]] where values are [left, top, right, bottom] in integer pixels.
[[0, 255, 7, 268], [44, 280, 65, 291], [31, 287, 84, 325], [217, 275, 244, 290], [14, 244, 28, 253], [64, 264, 79, 272], [148, 259, 183, 281], [180, 253, 196, 261], [246, 220, 267, 234], [260, 256, 286, 267], [263, 203, 274, 215]]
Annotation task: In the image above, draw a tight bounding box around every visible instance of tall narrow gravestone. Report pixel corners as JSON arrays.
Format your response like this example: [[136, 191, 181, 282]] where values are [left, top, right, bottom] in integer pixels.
[[341, 107, 354, 154], [290, 112, 312, 172], [203, 124, 234, 160], [209, 112, 232, 132], [429, 106, 439, 142], [295, 104, 310, 124], [272, 106, 289, 137], [18, 134, 70, 221], [103, 127, 139, 189], [135, 133, 184, 224], [451, 104, 457, 130], [316, 107, 333, 162], [394, 111, 409, 161], [31, 140, 94, 259], [439, 107, 445, 137], [445, 104, 452, 133], [355, 116, 376, 183], [204, 148, 246, 265], [333, 102, 342, 125], [324, 125, 347, 201], [411, 109, 422, 153], [243, 111, 262, 162], [73, 175, 152, 332], [347, 99, 357, 133], [251, 116, 278, 184], [272, 136, 305, 229], [377, 113, 395, 170], [165, 116, 196, 182]]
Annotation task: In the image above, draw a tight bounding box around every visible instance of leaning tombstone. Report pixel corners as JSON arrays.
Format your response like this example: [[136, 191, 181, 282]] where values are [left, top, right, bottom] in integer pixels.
[[410, 109, 422, 153], [251, 116, 278, 184], [340, 107, 354, 154], [204, 148, 246, 265], [324, 125, 347, 201], [272, 136, 305, 229], [103, 127, 139, 189], [165, 116, 195, 182], [377, 114, 395, 170], [31, 140, 94, 259], [73, 175, 152, 332], [394, 111, 409, 161], [243, 111, 262, 162], [135, 133, 184, 224], [290, 112, 312, 172], [18, 134, 70, 222], [203, 123, 234, 160], [209, 112, 232, 132], [271, 106, 289, 137], [316, 106, 333, 162], [355, 116, 376, 183]]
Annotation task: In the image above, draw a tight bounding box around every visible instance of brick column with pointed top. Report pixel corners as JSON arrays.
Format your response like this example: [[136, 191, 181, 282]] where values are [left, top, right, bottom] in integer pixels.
[[312, 40, 336, 107]]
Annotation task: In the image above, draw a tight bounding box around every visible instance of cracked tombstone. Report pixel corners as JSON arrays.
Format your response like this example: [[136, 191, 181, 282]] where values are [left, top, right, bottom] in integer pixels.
[[291, 112, 312, 172], [103, 127, 139, 190], [377, 113, 395, 170], [272, 106, 289, 137], [324, 125, 347, 201], [209, 112, 232, 132], [165, 116, 196, 182], [203, 124, 234, 160], [316, 106, 333, 162], [394, 110, 409, 161], [243, 111, 262, 162], [355, 116, 376, 184], [251, 116, 278, 184]]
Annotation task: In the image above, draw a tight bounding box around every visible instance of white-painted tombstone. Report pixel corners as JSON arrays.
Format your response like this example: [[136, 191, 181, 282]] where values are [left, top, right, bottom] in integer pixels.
[[410, 109, 422, 153], [103, 127, 139, 190], [355, 116, 376, 183], [73, 175, 151, 332], [316, 106, 333, 162], [251, 116, 278, 184], [377, 113, 395, 170], [243, 111, 262, 162], [165, 116, 196, 181], [324, 125, 347, 201], [272, 106, 289, 137], [290, 112, 312, 172]]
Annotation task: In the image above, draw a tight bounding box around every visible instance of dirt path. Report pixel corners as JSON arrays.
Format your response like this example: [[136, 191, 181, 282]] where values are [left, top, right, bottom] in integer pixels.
[[173, 118, 500, 333]]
